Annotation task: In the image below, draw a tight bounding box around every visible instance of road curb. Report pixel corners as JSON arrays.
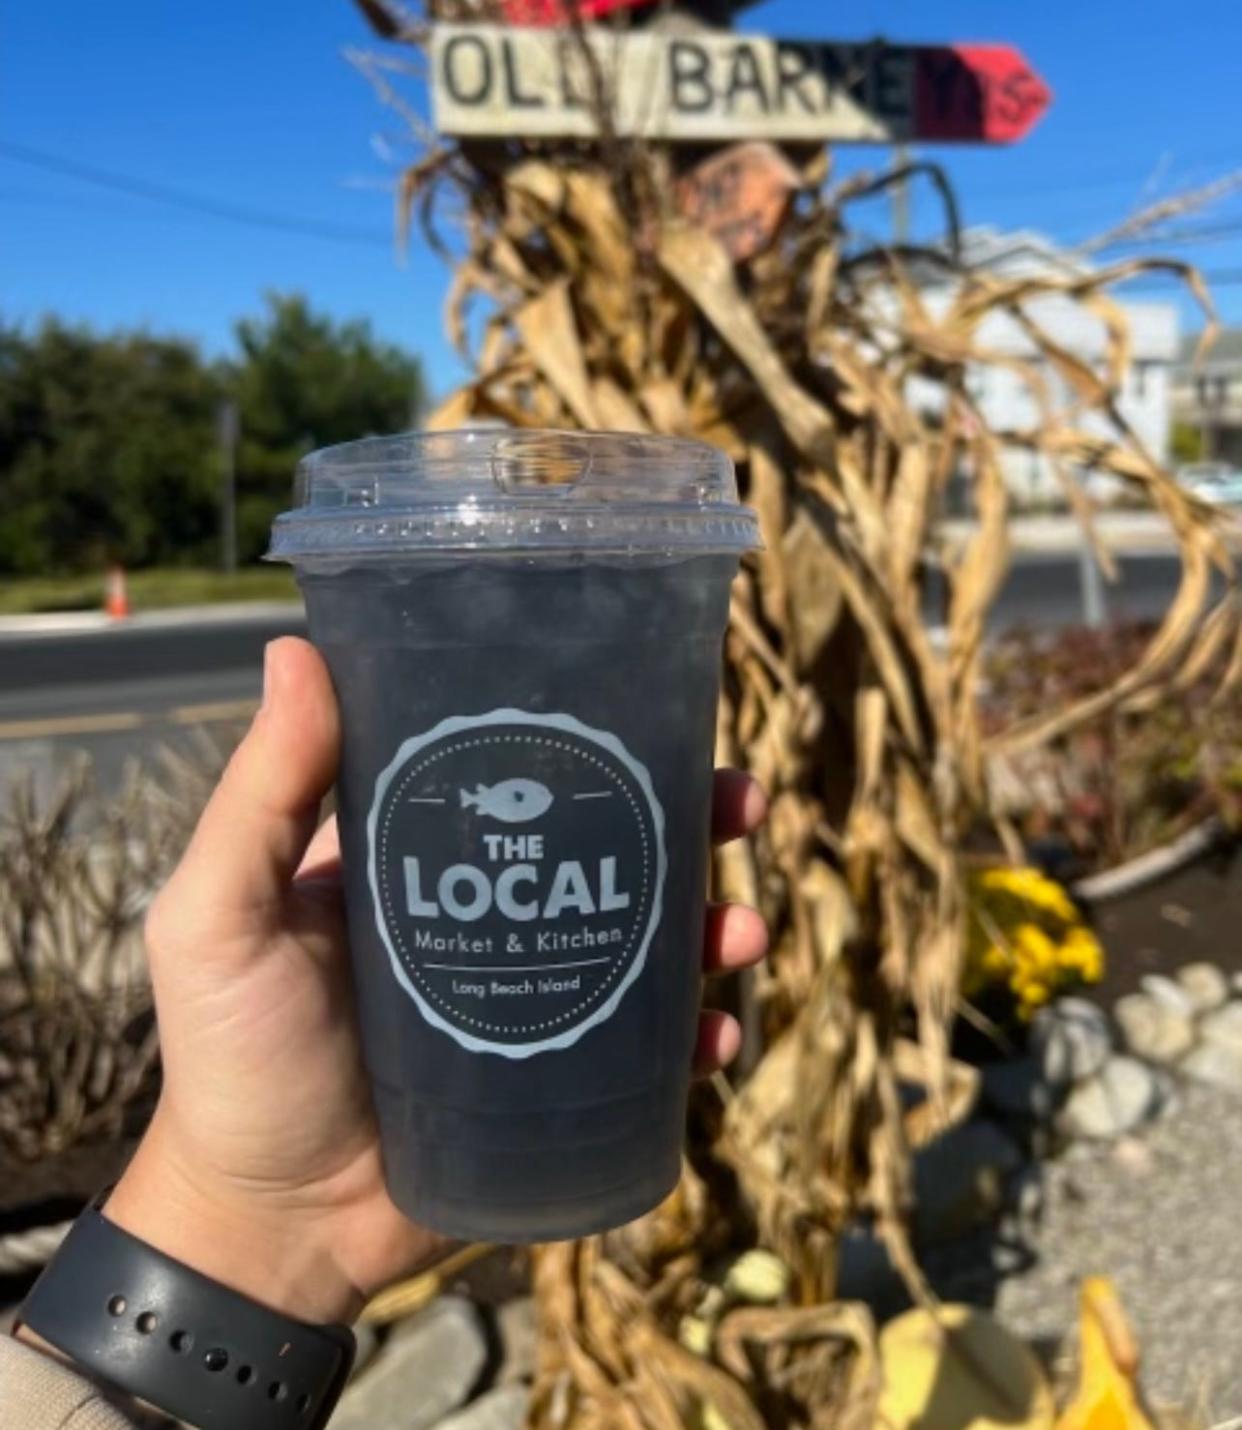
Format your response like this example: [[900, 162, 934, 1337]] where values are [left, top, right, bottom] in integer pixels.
[[0, 601, 304, 641], [940, 511, 1241, 557]]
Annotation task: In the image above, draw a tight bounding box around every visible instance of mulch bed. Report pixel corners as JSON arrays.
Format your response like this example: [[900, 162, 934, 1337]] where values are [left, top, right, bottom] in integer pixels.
[[1080, 840, 1242, 1006]]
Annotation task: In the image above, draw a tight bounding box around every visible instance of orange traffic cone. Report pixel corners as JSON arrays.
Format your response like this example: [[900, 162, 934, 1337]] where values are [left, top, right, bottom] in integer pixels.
[[104, 565, 131, 619]]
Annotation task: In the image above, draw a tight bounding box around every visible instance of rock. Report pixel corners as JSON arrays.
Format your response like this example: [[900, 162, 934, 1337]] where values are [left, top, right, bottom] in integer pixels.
[[1114, 992, 1195, 1064], [723, 1249, 790, 1304], [1058, 1055, 1160, 1140], [1002, 1166, 1045, 1240], [1140, 974, 1195, 1018], [1031, 997, 1111, 1087], [991, 1237, 1036, 1276], [435, 1385, 530, 1430], [1181, 1042, 1242, 1093], [836, 1227, 905, 1311], [1151, 1068, 1178, 1119], [1111, 1136, 1156, 1177], [1062, 1137, 1096, 1164], [836, 1228, 888, 1289], [332, 1296, 487, 1430], [349, 1321, 380, 1381], [1176, 962, 1229, 1014], [979, 1057, 1061, 1122], [914, 1119, 1025, 1245], [1200, 1000, 1242, 1053], [495, 1297, 536, 1385], [1010, 1166, 1044, 1221]]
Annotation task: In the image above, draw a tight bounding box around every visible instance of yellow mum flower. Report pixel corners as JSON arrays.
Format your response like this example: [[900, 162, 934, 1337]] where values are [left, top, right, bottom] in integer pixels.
[[965, 866, 1105, 1021]]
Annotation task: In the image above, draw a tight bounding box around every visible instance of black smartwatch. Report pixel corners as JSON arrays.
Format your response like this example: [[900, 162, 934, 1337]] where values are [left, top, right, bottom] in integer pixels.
[[19, 1199, 356, 1430]]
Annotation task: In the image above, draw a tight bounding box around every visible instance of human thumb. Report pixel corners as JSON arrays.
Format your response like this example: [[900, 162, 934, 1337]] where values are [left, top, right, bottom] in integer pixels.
[[162, 638, 340, 934]]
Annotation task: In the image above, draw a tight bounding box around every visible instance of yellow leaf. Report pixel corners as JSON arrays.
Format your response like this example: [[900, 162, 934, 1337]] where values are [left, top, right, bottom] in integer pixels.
[[878, 1305, 1055, 1430], [1055, 1278, 1155, 1430]]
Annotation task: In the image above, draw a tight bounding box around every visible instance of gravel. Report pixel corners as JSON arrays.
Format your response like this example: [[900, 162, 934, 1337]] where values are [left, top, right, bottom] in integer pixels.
[[994, 1081, 1242, 1419]]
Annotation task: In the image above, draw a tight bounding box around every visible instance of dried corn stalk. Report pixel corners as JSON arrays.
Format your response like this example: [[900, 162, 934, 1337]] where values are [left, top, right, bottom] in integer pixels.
[[0, 741, 224, 1170], [358, 12, 1237, 1423]]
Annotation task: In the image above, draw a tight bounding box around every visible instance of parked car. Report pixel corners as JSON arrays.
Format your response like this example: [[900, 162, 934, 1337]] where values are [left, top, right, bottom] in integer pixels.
[[1178, 461, 1242, 505]]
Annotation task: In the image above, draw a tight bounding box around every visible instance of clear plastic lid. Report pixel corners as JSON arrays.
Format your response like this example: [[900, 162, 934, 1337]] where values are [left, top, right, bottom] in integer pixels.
[[268, 429, 759, 560]]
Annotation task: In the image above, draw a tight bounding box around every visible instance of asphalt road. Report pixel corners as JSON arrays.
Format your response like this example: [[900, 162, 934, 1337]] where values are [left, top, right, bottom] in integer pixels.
[[0, 607, 303, 801], [947, 549, 1188, 631], [0, 552, 1202, 802]]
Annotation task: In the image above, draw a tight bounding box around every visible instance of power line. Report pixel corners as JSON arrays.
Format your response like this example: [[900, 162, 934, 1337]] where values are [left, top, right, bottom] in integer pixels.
[[4, 139, 1241, 293], [927, 146, 1242, 205], [0, 140, 391, 250], [1099, 219, 1242, 249], [7, 135, 1240, 250], [979, 168, 1242, 208], [1120, 267, 1242, 291]]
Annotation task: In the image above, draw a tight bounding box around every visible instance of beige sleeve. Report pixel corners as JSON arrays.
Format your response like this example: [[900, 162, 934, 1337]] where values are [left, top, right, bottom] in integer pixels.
[[0, 1335, 138, 1430]]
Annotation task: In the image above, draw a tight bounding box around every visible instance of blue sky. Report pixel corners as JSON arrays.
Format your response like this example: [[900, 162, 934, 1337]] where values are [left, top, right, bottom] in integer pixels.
[[4, 0, 1241, 401]]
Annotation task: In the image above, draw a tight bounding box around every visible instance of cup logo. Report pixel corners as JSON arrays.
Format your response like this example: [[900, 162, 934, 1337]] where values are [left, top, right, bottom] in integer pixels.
[[367, 710, 666, 1058], [459, 779, 553, 823]]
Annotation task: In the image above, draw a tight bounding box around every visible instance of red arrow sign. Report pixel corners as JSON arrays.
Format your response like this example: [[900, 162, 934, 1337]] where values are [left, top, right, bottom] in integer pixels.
[[915, 45, 1051, 143]]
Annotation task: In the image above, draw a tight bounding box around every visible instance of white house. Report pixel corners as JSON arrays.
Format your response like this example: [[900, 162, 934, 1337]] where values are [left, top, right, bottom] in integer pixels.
[[909, 228, 1180, 507], [1171, 327, 1242, 467]]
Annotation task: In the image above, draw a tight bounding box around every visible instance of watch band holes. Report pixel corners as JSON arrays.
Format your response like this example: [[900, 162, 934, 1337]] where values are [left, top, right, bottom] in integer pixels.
[[170, 1330, 193, 1354], [297, 1392, 313, 1415], [237, 1365, 256, 1386], [268, 1381, 289, 1403], [135, 1311, 158, 1334], [204, 1347, 229, 1373], [106, 1295, 127, 1317]]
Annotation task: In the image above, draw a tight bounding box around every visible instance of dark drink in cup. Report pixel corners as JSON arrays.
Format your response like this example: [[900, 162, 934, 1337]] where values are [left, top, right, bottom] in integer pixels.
[[269, 430, 758, 1241]]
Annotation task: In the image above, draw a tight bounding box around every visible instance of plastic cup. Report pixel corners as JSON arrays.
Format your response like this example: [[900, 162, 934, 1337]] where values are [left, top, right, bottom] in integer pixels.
[[269, 429, 759, 1242]]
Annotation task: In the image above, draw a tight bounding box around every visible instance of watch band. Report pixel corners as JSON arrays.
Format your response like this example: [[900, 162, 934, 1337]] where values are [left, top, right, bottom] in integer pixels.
[[19, 1203, 356, 1430]]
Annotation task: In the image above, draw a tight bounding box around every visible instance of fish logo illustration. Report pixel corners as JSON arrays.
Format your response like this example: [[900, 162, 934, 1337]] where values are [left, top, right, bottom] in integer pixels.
[[459, 778, 553, 824]]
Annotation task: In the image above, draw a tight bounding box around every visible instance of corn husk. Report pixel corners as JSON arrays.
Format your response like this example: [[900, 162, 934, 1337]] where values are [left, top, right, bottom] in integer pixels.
[[357, 12, 1237, 1422]]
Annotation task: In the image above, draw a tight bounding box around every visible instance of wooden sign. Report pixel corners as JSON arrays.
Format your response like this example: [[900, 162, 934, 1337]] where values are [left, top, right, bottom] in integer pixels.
[[676, 142, 802, 263], [430, 26, 1052, 144]]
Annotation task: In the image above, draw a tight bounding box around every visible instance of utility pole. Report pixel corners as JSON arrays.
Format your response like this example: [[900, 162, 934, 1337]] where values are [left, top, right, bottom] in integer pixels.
[[892, 142, 911, 244], [1078, 534, 1106, 629], [217, 400, 239, 575], [1203, 376, 1225, 461]]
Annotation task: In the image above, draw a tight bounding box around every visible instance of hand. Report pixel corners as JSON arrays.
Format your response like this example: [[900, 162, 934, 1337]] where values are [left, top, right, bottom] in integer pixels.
[[105, 638, 768, 1325]]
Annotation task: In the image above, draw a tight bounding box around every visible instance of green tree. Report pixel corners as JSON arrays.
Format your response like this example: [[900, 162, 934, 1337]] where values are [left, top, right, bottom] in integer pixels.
[[0, 296, 425, 575], [0, 318, 222, 573], [231, 294, 425, 561], [1171, 420, 1204, 465]]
